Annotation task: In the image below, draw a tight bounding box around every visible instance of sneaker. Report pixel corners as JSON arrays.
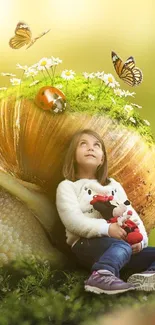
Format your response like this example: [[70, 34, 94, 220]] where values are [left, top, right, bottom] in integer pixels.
[[84, 270, 135, 295], [127, 271, 155, 291]]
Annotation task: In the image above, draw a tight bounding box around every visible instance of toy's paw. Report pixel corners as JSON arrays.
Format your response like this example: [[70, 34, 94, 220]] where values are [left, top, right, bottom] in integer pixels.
[[126, 232, 143, 245]]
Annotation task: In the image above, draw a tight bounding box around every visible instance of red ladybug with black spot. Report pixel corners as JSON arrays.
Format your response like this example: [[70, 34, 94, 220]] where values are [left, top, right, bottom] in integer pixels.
[[35, 86, 66, 113]]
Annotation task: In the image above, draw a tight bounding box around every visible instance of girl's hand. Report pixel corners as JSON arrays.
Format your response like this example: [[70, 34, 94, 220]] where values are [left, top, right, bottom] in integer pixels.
[[108, 223, 127, 240], [131, 243, 142, 254]]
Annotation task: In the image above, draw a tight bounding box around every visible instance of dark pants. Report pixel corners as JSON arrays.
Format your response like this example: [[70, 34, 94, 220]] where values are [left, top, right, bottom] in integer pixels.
[[71, 237, 155, 279]]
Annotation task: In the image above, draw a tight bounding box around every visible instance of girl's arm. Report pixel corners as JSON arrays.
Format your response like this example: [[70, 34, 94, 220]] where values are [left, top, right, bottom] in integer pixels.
[[114, 180, 148, 249], [56, 180, 111, 238]]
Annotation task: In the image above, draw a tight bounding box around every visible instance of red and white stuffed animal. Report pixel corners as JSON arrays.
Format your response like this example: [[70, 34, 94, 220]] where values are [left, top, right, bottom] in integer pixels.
[[90, 194, 143, 245]]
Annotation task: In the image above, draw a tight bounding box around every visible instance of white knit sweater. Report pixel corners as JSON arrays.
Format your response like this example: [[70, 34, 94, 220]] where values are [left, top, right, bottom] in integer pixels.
[[56, 178, 148, 248]]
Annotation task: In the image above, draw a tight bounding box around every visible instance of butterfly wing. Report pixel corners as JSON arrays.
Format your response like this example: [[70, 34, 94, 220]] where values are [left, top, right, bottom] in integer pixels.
[[111, 51, 124, 76], [9, 35, 30, 49], [26, 28, 51, 49], [111, 51, 143, 87], [119, 67, 135, 87], [132, 67, 143, 85], [124, 56, 135, 69], [15, 22, 32, 38], [122, 58, 143, 86], [9, 22, 32, 49]]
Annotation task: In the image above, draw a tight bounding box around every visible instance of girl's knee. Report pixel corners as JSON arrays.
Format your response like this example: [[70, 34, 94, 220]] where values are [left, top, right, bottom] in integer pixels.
[[117, 240, 132, 256], [123, 241, 132, 257]]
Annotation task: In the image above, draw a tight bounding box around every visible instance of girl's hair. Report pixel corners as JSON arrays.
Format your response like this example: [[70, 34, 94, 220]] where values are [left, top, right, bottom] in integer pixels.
[[62, 129, 110, 185]]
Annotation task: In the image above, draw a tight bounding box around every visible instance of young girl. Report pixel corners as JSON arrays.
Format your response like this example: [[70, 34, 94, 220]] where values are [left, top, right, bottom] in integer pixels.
[[56, 129, 155, 295]]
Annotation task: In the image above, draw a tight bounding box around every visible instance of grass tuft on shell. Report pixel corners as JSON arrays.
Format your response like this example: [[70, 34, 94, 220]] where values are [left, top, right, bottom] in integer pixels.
[[0, 75, 154, 144]]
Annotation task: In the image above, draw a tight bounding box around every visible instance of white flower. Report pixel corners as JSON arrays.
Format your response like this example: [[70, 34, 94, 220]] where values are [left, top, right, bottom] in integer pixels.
[[88, 72, 95, 79], [114, 88, 124, 97], [51, 56, 62, 66], [55, 84, 63, 89], [95, 71, 104, 79], [65, 295, 70, 301], [83, 72, 89, 79], [143, 119, 150, 126], [0, 87, 7, 91], [24, 68, 38, 78], [16, 64, 28, 71], [131, 103, 142, 109], [82, 72, 95, 79], [129, 117, 136, 124], [61, 69, 75, 80], [110, 97, 116, 105], [124, 104, 133, 113], [29, 80, 40, 87], [142, 296, 148, 301], [38, 57, 52, 70], [88, 94, 95, 100], [10, 78, 21, 86], [1, 72, 16, 77], [31, 63, 39, 69], [123, 90, 135, 97], [102, 73, 119, 88], [115, 81, 120, 87], [37, 65, 45, 71]]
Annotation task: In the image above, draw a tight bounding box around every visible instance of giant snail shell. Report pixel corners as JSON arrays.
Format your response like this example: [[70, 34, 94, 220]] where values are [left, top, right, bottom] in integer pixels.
[[0, 95, 155, 266]]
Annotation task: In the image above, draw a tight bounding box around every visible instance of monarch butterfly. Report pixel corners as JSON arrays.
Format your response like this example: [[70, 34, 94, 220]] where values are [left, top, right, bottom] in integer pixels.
[[111, 51, 143, 87], [9, 22, 50, 50]]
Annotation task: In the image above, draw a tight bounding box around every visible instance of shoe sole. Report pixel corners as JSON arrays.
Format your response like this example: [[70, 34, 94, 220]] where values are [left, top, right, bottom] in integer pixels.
[[84, 285, 135, 295], [127, 273, 155, 291]]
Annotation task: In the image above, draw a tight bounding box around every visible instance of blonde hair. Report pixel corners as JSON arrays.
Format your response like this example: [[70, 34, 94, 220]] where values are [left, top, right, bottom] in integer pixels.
[[62, 129, 110, 185]]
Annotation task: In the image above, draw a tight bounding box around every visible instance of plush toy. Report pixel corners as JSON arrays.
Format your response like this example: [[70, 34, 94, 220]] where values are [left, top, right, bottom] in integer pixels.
[[90, 194, 143, 245]]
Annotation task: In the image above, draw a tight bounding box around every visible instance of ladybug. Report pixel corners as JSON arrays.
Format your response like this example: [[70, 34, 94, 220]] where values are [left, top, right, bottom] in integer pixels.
[[35, 86, 66, 113]]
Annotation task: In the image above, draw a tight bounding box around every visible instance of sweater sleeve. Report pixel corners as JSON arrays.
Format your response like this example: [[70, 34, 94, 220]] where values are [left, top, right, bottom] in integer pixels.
[[56, 180, 110, 238], [114, 180, 148, 249]]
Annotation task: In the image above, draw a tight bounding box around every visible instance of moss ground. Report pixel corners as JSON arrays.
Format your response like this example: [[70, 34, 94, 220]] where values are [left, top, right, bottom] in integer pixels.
[[0, 259, 155, 325]]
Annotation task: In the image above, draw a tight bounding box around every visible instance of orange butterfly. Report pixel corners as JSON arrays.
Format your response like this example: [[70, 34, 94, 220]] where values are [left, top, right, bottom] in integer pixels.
[[9, 22, 50, 49], [111, 51, 143, 87]]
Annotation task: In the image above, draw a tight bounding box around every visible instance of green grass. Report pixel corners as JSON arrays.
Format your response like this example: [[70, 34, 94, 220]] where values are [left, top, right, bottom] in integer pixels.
[[0, 259, 155, 325], [0, 75, 154, 144]]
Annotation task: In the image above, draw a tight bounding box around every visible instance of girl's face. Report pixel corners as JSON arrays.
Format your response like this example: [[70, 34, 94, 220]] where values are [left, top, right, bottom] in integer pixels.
[[75, 133, 104, 174]]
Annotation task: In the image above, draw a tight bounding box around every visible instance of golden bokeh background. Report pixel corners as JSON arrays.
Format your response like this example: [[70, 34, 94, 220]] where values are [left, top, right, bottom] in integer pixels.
[[0, 0, 155, 136]]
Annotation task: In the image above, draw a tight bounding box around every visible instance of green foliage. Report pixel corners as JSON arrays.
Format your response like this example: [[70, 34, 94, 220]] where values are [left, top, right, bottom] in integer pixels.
[[0, 74, 154, 144], [0, 259, 155, 324]]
